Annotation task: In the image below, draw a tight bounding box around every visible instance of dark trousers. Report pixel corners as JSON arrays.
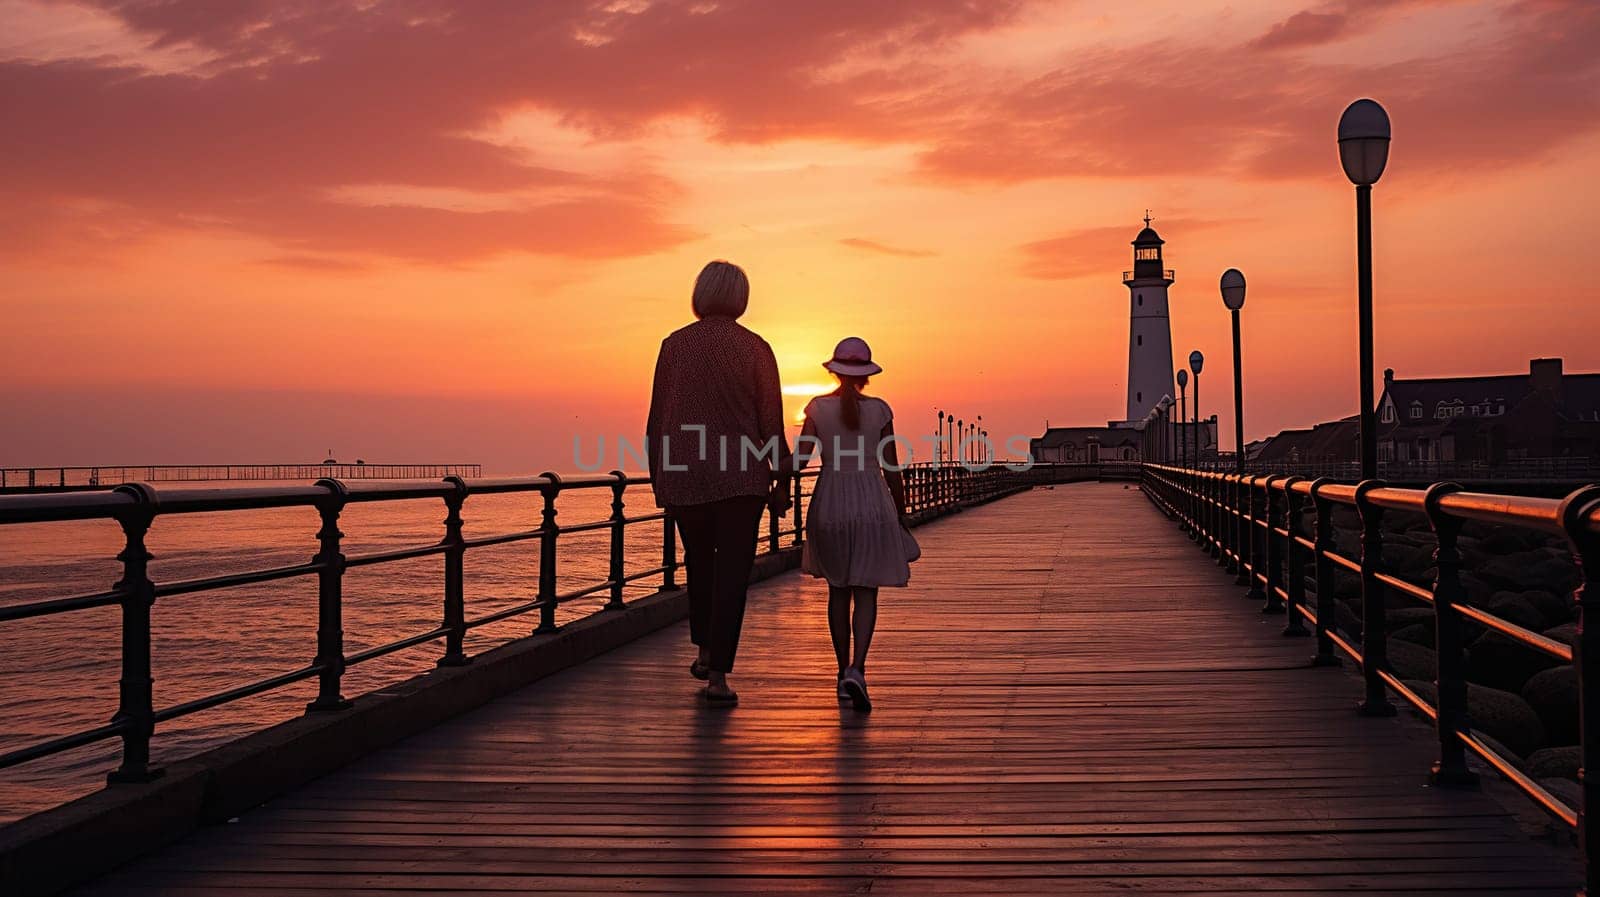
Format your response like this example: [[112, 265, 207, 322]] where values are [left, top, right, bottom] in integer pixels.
[[670, 495, 765, 674]]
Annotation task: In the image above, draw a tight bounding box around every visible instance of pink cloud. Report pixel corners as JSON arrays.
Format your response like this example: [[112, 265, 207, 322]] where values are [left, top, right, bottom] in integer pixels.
[[2, 0, 1028, 263], [839, 237, 936, 258], [918, 0, 1600, 185], [2, 0, 1595, 267], [1019, 219, 1236, 281]]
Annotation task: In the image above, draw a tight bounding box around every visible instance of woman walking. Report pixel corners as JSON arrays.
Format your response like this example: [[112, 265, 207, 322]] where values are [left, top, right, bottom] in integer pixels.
[[795, 337, 917, 712], [647, 260, 792, 706]]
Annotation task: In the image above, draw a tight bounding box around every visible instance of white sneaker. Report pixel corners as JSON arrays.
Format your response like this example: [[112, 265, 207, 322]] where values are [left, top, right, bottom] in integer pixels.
[[841, 668, 871, 712]]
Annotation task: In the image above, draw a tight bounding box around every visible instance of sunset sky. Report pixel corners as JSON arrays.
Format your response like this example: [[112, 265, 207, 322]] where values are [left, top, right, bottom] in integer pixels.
[[3, 0, 1596, 472]]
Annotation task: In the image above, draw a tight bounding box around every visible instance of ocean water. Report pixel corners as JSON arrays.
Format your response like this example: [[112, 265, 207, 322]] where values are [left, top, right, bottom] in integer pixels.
[[0, 479, 807, 824]]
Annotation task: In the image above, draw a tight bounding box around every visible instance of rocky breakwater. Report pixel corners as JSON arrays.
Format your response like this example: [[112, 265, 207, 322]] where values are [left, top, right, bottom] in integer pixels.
[[1314, 504, 1583, 810]]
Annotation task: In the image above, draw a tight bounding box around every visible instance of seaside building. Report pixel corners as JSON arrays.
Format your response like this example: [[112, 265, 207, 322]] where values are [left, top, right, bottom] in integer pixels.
[[1030, 217, 1216, 463], [1252, 357, 1600, 467], [1376, 358, 1600, 463]]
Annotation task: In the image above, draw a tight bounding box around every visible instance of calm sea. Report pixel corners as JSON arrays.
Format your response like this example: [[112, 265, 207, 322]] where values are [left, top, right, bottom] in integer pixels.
[[0, 479, 796, 824]]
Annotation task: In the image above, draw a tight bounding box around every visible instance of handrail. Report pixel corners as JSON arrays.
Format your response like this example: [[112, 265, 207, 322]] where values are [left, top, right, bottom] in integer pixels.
[[1139, 462, 1600, 890], [0, 460, 1116, 789]]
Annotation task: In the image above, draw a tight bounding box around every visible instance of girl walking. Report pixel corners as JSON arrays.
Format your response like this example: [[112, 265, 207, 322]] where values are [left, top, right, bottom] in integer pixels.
[[795, 338, 918, 712]]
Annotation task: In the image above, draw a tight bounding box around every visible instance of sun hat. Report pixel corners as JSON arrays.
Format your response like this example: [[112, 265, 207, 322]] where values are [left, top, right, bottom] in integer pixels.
[[823, 337, 882, 376]]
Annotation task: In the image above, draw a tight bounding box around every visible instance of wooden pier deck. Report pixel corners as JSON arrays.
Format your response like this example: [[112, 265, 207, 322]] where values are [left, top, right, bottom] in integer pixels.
[[78, 483, 1577, 895]]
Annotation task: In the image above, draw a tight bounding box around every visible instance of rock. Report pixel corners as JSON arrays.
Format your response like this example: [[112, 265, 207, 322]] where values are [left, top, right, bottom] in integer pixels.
[[1465, 683, 1546, 758], [1383, 543, 1433, 579], [1468, 631, 1562, 693], [1406, 566, 1437, 588], [1544, 623, 1578, 649], [1538, 777, 1582, 814], [1527, 556, 1580, 595], [1527, 746, 1581, 780], [1386, 639, 1437, 682], [1522, 666, 1579, 746], [1392, 623, 1436, 649], [1390, 516, 1433, 536], [1477, 593, 1546, 634], [1458, 572, 1495, 604], [1385, 607, 1435, 631], [1472, 730, 1527, 767], [1336, 600, 1363, 641], [1334, 575, 1362, 603], [1480, 528, 1540, 555], [1479, 549, 1550, 591], [1520, 589, 1572, 628]]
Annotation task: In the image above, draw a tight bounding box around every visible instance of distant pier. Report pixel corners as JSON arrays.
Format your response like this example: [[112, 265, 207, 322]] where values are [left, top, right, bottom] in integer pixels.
[[0, 463, 482, 492]]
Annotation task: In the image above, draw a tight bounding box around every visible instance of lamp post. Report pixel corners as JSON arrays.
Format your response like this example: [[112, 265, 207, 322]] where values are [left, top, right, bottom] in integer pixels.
[[1176, 369, 1189, 470], [1189, 351, 1205, 542], [1166, 398, 1176, 464], [1189, 351, 1204, 470], [1339, 98, 1390, 482], [975, 415, 983, 464], [937, 409, 946, 463], [1221, 269, 1247, 576]]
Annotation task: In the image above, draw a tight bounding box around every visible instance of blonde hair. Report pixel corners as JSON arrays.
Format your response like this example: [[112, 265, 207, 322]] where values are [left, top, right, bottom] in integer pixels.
[[691, 260, 749, 319]]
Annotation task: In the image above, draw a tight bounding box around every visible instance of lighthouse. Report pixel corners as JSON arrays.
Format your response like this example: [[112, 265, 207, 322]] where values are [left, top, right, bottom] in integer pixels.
[[1123, 214, 1175, 422]]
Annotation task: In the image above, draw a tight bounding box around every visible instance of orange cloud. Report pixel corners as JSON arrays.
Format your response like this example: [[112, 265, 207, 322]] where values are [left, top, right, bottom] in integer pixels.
[[838, 237, 936, 258]]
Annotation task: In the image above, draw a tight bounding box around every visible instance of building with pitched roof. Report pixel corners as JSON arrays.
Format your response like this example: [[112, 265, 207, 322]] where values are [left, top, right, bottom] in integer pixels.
[[1376, 358, 1600, 463]]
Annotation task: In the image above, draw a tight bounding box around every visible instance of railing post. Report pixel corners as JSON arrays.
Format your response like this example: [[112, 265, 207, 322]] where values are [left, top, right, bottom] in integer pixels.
[[606, 470, 628, 611], [437, 476, 471, 666], [1423, 482, 1476, 787], [1212, 474, 1227, 565], [767, 478, 781, 553], [307, 478, 352, 712], [534, 472, 561, 634], [660, 507, 679, 592], [792, 474, 804, 546], [1221, 474, 1238, 571], [1178, 468, 1190, 532], [1244, 478, 1265, 603], [1281, 478, 1310, 635], [1261, 477, 1286, 615], [1354, 479, 1395, 717], [107, 483, 163, 783], [1234, 475, 1252, 586], [1310, 478, 1342, 667], [1191, 469, 1203, 543], [1558, 484, 1600, 895]]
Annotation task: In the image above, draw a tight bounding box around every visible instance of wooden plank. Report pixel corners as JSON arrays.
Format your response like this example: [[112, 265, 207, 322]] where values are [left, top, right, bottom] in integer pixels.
[[74, 484, 1580, 894]]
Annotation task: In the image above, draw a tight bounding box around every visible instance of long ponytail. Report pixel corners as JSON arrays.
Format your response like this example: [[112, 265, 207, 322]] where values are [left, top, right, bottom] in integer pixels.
[[838, 375, 867, 430]]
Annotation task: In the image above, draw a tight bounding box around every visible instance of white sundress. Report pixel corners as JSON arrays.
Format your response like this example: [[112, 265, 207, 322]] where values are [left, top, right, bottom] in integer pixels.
[[800, 395, 916, 588]]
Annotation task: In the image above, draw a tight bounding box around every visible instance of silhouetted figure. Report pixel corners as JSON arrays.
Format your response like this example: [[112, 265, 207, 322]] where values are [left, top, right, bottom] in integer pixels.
[[647, 260, 792, 706], [795, 337, 916, 713]]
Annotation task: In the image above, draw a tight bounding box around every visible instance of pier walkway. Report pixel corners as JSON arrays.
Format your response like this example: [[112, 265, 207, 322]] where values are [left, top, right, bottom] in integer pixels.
[[77, 483, 1577, 895]]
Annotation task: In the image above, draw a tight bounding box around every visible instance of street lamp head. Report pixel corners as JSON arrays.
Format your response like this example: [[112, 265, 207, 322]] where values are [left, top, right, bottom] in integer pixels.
[[1176, 368, 1188, 388], [1189, 350, 1204, 375], [1220, 268, 1246, 310], [1338, 98, 1391, 186]]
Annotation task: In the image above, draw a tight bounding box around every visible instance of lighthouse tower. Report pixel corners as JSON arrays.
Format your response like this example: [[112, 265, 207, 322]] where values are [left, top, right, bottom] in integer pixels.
[[1124, 214, 1175, 422]]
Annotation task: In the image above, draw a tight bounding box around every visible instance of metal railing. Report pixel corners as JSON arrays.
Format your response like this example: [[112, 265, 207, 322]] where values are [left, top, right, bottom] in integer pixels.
[[1208, 457, 1600, 483], [1, 463, 484, 492], [0, 460, 1099, 789], [1141, 463, 1600, 890]]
